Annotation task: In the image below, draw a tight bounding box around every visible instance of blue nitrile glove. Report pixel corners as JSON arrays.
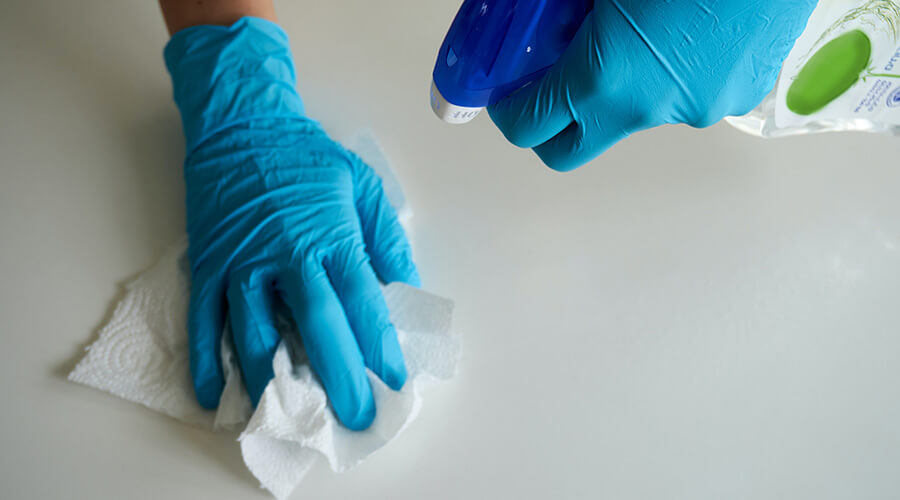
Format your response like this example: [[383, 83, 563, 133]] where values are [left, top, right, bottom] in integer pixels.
[[164, 18, 419, 430], [488, 0, 818, 171]]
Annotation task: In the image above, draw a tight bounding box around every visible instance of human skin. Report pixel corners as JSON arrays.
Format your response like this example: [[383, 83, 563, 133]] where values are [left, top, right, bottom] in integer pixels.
[[158, 0, 276, 34]]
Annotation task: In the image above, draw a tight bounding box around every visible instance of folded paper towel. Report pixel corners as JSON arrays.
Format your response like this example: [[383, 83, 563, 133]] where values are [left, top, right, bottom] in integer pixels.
[[68, 133, 461, 499]]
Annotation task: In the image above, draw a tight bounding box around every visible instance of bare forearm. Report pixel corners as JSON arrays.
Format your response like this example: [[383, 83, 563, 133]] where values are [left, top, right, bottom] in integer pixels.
[[158, 0, 276, 35]]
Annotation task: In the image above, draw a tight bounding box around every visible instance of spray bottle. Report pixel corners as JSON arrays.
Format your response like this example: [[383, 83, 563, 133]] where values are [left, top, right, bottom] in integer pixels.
[[430, 0, 592, 124], [432, 0, 900, 137]]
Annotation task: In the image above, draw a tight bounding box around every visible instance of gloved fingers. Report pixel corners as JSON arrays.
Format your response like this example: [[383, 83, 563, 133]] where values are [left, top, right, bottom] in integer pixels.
[[278, 265, 376, 431], [487, 62, 575, 150], [487, 15, 597, 150], [532, 115, 629, 172], [188, 271, 228, 409], [326, 242, 407, 391], [227, 268, 281, 407], [352, 162, 420, 286]]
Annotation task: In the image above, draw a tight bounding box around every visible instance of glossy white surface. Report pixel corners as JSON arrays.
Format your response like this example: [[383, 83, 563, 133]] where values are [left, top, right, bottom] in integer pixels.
[[2, 1, 900, 499]]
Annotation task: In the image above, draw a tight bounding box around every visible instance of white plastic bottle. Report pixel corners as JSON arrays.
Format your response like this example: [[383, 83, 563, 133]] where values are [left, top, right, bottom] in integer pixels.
[[728, 0, 900, 137]]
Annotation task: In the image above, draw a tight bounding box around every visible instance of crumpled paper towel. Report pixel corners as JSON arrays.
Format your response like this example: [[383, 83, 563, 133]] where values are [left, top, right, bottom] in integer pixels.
[[68, 132, 461, 499]]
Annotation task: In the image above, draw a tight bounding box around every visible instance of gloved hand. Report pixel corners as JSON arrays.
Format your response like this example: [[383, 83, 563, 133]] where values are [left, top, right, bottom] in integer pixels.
[[164, 18, 419, 430], [489, 0, 818, 171]]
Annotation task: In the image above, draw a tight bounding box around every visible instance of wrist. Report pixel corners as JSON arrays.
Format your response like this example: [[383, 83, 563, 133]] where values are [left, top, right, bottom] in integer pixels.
[[159, 0, 277, 35], [164, 17, 305, 154]]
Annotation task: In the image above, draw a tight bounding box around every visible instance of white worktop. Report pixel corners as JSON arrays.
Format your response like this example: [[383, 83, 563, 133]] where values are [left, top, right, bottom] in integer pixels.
[[2, 1, 900, 499]]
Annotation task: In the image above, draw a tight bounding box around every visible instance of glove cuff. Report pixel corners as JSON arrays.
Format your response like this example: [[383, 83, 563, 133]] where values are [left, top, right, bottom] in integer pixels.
[[164, 17, 306, 153]]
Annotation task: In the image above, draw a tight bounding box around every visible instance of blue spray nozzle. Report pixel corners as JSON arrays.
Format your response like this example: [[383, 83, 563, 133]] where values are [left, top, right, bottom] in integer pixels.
[[431, 0, 592, 123]]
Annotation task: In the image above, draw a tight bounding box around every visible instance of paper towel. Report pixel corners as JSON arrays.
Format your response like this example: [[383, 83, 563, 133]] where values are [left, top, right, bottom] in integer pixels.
[[68, 132, 461, 499]]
